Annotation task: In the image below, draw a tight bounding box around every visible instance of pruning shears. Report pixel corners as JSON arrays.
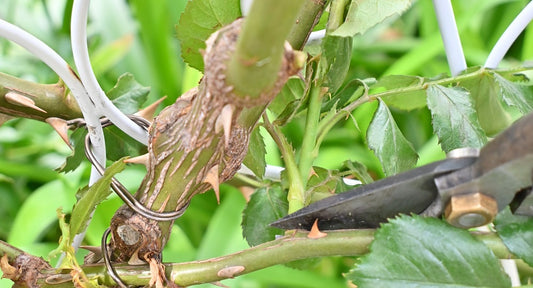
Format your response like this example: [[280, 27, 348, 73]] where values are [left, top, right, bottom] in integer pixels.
[[271, 112, 533, 231]]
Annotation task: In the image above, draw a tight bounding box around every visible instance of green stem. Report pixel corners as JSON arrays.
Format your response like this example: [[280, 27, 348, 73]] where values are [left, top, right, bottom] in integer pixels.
[[0, 240, 24, 260], [327, 0, 349, 32], [0, 72, 82, 121], [226, 0, 305, 98], [21, 231, 514, 287], [297, 82, 323, 204], [287, 0, 330, 50], [262, 114, 306, 213]]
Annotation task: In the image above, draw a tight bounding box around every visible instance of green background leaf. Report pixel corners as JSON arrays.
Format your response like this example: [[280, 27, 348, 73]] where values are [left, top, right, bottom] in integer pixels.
[[242, 186, 288, 247], [332, 0, 414, 37], [494, 72, 533, 114], [494, 207, 533, 267], [242, 127, 266, 179], [176, 0, 241, 71], [427, 85, 487, 152], [108, 73, 150, 114], [321, 35, 353, 94], [347, 215, 511, 288], [367, 99, 418, 176], [461, 71, 512, 136]]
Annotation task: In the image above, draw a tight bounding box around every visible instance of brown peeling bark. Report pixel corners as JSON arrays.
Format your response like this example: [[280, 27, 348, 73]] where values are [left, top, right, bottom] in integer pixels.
[[1, 253, 51, 288], [107, 18, 302, 266]]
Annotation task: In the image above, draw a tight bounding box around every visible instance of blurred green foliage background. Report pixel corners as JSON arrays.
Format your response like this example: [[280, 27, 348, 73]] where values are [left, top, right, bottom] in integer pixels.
[[1, 0, 532, 287]]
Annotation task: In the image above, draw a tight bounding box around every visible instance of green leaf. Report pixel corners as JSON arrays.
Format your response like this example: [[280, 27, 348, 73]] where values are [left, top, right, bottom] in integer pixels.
[[58, 126, 147, 173], [269, 77, 305, 116], [494, 207, 533, 267], [69, 158, 127, 241], [374, 75, 427, 111], [367, 99, 417, 176], [107, 73, 150, 114], [347, 215, 511, 288], [331, 0, 414, 37], [104, 126, 147, 161], [242, 186, 288, 247], [427, 85, 487, 152], [494, 72, 533, 114], [340, 160, 374, 185], [307, 167, 343, 203], [57, 128, 87, 173], [321, 35, 353, 94], [321, 79, 368, 113], [176, 0, 241, 71], [242, 126, 266, 179], [461, 71, 512, 136]]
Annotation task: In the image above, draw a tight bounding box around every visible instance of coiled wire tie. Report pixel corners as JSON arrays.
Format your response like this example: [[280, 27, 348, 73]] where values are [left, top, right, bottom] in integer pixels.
[[81, 115, 188, 222]]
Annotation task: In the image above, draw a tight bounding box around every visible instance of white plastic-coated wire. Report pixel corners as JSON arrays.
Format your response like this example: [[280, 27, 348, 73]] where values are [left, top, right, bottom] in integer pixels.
[[0, 17, 107, 263], [71, 0, 148, 145], [432, 0, 467, 76], [501, 259, 521, 287], [0, 18, 106, 182], [485, 1, 533, 69]]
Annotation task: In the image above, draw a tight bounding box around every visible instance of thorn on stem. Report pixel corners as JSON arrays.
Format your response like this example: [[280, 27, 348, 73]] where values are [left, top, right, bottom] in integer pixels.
[[136, 96, 167, 122], [215, 104, 235, 146], [46, 117, 71, 148], [124, 154, 149, 167], [203, 165, 221, 203], [307, 219, 327, 239], [216, 265, 245, 279], [5, 92, 46, 113]]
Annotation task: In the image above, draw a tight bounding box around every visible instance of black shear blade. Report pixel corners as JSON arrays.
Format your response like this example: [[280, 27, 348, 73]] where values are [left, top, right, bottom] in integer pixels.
[[271, 157, 475, 230]]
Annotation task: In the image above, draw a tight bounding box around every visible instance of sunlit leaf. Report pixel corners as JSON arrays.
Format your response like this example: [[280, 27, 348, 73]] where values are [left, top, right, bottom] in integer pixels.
[[427, 85, 487, 152], [461, 71, 512, 136], [69, 158, 126, 241], [494, 72, 533, 114], [494, 207, 533, 267], [242, 127, 266, 179], [331, 0, 414, 37], [347, 215, 511, 288], [242, 186, 288, 247], [176, 0, 241, 71], [108, 73, 150, 114], [367, 99, 417, 176]]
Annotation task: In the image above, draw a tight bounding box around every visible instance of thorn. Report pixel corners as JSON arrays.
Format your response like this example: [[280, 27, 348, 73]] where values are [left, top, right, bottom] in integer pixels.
[[307, 219, 327, 239], [80, 245, 101, 254], [135, 96, 167, 122], [309, 167, 319, 179], [46, 117, 71, 149], [215, 104, 235, 146], [203, 165, 220, 203], [124, 154, 149, 167], [5, 92, 47, 113], [216, 265, 245, 278]]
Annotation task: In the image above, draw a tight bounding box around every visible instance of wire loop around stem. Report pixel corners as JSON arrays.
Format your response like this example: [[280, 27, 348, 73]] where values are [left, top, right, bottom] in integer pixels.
[[82, 115, 188, 222], [101, 228, 128, 288]]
